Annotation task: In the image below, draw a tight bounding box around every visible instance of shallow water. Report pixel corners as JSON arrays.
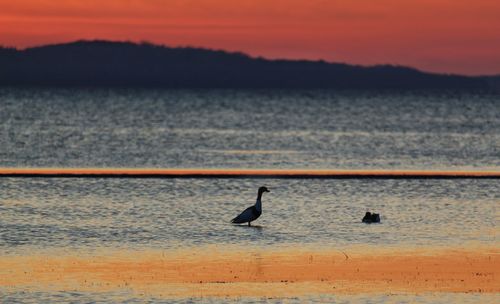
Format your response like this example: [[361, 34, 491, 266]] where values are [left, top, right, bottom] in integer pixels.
[[1, 178, 498, 303], [0, 88, 499, 302], [0, 178, 498, 253], [1, 290, 498, 304]]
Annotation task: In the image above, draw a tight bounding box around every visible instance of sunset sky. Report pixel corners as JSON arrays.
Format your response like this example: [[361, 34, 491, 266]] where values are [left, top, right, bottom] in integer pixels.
[[1, 0, 499, 75]]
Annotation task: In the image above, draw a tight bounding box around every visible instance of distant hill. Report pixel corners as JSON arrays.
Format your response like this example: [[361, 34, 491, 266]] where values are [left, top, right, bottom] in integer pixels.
[[0, 40, 496, 90]]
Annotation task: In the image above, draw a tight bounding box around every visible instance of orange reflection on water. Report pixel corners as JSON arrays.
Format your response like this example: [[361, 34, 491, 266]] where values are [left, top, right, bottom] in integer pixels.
[[1, 246, 498, 298], [0, 167, 499, 177]]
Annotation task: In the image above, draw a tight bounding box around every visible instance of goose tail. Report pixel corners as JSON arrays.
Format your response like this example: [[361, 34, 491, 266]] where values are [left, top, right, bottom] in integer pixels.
[[231, 216, 243, 224]]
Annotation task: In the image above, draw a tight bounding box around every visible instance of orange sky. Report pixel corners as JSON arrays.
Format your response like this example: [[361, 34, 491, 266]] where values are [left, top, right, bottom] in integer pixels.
[[1, 0, 499, 75]]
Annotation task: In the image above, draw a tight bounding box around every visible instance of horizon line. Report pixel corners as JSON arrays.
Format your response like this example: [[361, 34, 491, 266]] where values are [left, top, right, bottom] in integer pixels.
[[1, 168, 499, 179], [3, 39, 499, 78]]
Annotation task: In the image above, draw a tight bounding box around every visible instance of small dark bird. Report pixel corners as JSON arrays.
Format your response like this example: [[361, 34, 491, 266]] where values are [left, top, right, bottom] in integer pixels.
[[231, 186, 270, 226], [362, 212, 381, 223]]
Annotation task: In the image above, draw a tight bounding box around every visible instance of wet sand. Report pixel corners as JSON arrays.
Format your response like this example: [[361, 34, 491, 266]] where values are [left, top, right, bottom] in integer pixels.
[[1, 246, 498, 298]]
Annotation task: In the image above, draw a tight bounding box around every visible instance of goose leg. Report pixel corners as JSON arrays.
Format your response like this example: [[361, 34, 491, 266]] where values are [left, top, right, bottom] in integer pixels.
[[248, 221, 251, 227]]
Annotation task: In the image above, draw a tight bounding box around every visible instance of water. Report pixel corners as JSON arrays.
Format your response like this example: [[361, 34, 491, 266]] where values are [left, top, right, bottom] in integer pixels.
[[1, 88, 499, 169], [0, 88, 499, 302], [2, 290, 498, 304], [1, 178, 497, 252]]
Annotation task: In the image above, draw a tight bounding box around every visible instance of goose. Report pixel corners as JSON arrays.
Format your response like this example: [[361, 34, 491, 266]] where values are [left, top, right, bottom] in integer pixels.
[[362, 211, 381, 223], [231, 186, 270, 226]]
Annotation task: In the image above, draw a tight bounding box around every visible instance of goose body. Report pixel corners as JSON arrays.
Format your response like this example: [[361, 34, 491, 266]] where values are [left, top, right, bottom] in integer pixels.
[[231, 186, 269, 226], [362, 212, 381, 223]]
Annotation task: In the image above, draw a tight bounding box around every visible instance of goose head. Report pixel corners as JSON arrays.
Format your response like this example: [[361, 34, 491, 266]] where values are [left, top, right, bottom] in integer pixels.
[[258, 186, 270, 195]]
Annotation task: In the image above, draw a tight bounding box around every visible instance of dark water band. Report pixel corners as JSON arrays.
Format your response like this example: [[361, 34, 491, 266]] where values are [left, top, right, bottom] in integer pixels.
[[0, 168, 498, 179]]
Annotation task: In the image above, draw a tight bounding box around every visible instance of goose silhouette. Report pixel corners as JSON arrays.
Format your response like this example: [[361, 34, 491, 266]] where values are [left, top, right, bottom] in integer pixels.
[[362, 211, 381, 223], [231, 186, 270, 226]]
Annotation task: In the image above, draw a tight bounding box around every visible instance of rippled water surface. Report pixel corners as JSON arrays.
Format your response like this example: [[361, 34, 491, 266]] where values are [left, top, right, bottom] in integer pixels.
[[0, 88, 499, 303], [2, 290, 498, 304], [1, 88, 499, 169], [1, 178, 498, 252]]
